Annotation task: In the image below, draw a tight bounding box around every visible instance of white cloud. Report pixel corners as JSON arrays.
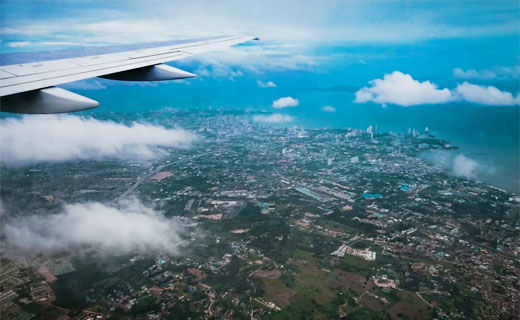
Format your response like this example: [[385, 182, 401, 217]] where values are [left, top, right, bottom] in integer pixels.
[[272, 96, 299, 109], [3, 198, 185, 255], [0, 115, 196, 165], [355, 71, 453, 106], [253, 113, 294, 123], [7, 41, 31, 48], [454, 82, 520, 106], [321, 105, 336, 112], [355, 71, 520, 106], [453, 66, 519, 80], [257, 80, 277, 88]]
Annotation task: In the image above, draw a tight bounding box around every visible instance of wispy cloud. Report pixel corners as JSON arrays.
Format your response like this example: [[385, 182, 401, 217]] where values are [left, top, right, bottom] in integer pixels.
[[272, 96, 299, 109], [7, 41, 31, 48], [355, 71, 520, 107], [3, 198, 185, 256], [253, 113, 294, 123], [453, 66, 520, 80], [257, 80, 277, 88], [0, 115, 196, 165], [321, 105, 336, 112], [38, 41, 83, 46], [180, 44, 320, 79]]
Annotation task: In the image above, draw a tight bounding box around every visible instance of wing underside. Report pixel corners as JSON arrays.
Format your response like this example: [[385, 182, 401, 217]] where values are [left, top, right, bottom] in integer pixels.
[[0, 35, 256, 114]]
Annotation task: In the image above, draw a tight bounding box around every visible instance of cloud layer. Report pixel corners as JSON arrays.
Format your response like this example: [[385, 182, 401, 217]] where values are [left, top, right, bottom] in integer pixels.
[[2, 2, 518, 52], [253, 113, 294, 123], [0, 115, 196, 164], [3, 199, 185, 255], [272, 96, 299, 109], [180, 44, 319, 80], [355, 71, 520, 106]]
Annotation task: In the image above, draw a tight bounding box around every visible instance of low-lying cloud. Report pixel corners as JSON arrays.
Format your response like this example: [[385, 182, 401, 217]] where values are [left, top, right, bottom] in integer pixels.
[[3, 198, 185, 256], [253, 113, 294, 124], [452, 154, 480, 179], [272, 96, 299, 108], [355, 71, 520, 106], [423, 151, 495, 180], [0, 115, 196, 165]]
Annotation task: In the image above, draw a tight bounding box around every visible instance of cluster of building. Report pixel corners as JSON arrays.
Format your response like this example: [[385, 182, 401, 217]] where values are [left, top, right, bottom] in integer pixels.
[[1, 111, 518, 319]]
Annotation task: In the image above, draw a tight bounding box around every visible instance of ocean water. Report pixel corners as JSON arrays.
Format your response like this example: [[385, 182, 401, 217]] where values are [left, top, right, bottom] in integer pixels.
[[4, 37, 520, 192]]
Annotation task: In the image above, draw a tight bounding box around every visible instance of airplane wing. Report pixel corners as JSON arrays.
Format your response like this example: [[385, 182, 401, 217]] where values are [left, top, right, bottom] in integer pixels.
[[0, 35, 257, 114]]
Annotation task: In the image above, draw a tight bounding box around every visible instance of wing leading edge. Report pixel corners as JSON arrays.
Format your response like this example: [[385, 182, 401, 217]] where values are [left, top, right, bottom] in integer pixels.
[[0, 35, 257, 114]]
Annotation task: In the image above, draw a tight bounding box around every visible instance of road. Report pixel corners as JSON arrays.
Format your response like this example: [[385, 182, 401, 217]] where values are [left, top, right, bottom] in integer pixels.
[[116, 152, 209, 200]]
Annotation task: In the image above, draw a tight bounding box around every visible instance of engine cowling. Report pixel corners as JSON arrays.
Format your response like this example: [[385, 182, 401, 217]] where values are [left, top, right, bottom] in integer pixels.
[[100, 64, 196, 81], [0, 87, 99, 114]]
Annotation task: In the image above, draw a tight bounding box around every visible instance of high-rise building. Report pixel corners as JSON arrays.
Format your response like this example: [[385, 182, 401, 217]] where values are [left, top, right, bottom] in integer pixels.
[[367, 125, 374, 139]]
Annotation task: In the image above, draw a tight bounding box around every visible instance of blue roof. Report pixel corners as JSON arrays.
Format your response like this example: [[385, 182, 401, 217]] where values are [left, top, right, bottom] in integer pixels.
[[363, 193, 382, 199], [400, 184, 414, 191]]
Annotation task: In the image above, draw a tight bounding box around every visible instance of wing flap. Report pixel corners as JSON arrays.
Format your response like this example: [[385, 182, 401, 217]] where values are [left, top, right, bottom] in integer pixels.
[[1, 60, 82, 76], [0, 70, 16, 80]]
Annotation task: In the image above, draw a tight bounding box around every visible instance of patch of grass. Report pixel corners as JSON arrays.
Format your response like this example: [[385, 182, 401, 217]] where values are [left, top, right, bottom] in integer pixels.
[[6, 311, 35, 320], [340, 305, 390, 320], [261, 278, 296, 307], [292, 249, 315, 262], [20, 302, 44, 315], [339, 254, 376, 277], [388, 290, 432, 319]]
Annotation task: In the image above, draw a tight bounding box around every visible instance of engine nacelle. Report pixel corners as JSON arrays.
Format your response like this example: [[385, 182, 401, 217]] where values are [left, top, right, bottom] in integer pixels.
[[100, 64, 196, 81], [0, 87, 99, 114]]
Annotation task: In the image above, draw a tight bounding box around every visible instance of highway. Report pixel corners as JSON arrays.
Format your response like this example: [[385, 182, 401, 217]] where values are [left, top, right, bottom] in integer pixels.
[[117, 152, 209, 200]]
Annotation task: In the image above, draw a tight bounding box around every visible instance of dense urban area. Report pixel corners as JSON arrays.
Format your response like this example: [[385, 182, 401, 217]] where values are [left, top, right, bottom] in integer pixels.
[[1, 109, 519, 320]]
